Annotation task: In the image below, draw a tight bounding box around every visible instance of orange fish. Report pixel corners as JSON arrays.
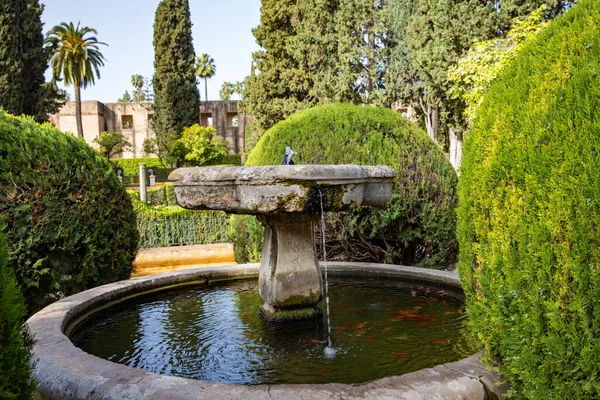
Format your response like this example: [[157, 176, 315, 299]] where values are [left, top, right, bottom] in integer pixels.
[[392, 351, 408, 359], [431, 339, 449, 345]]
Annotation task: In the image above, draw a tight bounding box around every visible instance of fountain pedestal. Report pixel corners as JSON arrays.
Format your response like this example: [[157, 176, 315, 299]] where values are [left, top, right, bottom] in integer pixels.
[[169, 165, 396, 321], [258, 214, 322, 321]]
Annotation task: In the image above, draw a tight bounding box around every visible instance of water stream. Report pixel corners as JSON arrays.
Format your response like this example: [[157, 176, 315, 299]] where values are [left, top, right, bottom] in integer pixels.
[[319, 189, 336, 358]]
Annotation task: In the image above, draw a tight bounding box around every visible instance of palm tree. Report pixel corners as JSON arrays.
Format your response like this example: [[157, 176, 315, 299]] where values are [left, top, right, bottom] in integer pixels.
[[220, 81, 233, 102], [194, 53, 216, 102], [45, 22, 107, 138], [131, 74, 144, 101]]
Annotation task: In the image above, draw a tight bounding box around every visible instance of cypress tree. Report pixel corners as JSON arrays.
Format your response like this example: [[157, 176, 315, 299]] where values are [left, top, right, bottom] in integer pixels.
[[0, 0, 54, 121], [242, 0, 314, 132], [21, 0, 46, 121], [152, 0, 200, 164], [0, 0, 25, 115]]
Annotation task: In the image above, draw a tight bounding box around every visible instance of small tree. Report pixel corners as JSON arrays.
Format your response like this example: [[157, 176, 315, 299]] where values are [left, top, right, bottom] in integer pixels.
[[178, 124, 228, 166], [93, 131, 132, 159]]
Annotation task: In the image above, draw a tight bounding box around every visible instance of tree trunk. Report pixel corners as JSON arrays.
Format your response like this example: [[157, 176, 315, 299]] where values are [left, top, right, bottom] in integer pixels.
[[449, 127, 463, 171], [420, 100, 439, 143], [204, 78, 208, 102], [75, 85, 84, 139]]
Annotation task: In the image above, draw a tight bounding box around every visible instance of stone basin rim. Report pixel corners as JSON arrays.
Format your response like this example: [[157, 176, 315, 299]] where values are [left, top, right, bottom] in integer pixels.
[[27, 262, 506, 400], [168, 164, 397, 185]]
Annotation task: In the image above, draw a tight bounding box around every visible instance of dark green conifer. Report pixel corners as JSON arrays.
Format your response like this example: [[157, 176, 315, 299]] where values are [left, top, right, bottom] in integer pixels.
[[152, 0, 200, 164], [0, 0, 56, 121]]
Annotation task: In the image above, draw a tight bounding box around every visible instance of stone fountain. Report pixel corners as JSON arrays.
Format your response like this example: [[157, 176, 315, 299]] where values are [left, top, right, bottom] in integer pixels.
[[168, 164, 396, 321]]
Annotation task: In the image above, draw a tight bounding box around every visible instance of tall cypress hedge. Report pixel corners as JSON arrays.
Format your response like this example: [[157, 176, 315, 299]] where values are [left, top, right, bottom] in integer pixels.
[[238, 103, 458, 267], [457, 1, 600, 398], [0, 111, 139, 312]]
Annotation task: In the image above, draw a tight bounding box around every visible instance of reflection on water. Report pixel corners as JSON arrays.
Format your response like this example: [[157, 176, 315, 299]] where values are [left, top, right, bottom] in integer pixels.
[[71, 277, 476, 385]]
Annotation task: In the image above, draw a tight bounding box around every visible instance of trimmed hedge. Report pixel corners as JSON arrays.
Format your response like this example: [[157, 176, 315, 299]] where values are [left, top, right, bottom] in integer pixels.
[[112, 157, 171, 185], [241, 103, 458, 267], [113, 155, 243, 185], [146, 184, 177, 207], [0, 111, 139, 312], [457, 1, 600, 398], [0, 229, 36, 400]]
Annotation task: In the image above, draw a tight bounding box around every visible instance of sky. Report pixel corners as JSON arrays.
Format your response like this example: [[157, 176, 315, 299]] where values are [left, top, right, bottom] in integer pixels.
[[41, 0, 262, 103]]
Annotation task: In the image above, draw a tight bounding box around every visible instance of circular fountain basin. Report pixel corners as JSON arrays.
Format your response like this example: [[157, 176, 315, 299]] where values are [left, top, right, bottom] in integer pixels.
[[27, 263, 506, 399]]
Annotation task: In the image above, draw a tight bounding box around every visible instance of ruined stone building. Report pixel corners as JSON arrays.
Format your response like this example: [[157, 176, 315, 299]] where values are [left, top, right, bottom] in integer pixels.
[[49, 100, 250, 158]]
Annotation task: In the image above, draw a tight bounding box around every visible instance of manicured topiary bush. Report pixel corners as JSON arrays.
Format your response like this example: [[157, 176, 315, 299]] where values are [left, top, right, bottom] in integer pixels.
[[0, 229, 36, 400], [457, 1, 600, 398], [0, 111, 139, 312], [237, 103, 458, 267]]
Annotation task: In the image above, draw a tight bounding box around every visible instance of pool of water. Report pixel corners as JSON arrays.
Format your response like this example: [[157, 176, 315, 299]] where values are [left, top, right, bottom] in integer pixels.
[[70, 277, 475, 385]]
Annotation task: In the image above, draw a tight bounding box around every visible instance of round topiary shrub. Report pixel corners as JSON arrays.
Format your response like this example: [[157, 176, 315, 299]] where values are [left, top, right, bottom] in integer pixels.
[[0, 111, 139, 312], [457, 1, 600, 398], [238, 103, 458, 267]]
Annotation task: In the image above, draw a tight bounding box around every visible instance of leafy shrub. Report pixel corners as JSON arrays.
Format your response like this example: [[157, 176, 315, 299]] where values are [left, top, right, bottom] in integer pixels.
[[457, 1, 600, 398], [0, 111, 139, 312], [240, 103, 458, 267], [146, 184, 177, 207], [179, 124, 228, 166], [0, 228, 36, 399], [93, 131, 132, 160], [227, 214, 263, 264]]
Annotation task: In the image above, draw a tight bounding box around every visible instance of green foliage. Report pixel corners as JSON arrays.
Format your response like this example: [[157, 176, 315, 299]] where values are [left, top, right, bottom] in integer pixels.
[[386, 0, 499, 141], [448, 6, 550, 122], [195, 53, 216, 102], [93, 131, 132, 159], [146, 184, 177, 207], [457, 1, 600, 398], [244, 103, 458, 267], [0, 228, 36, 400], [112, 157, 172, 185], [152, 0, 199, 163], [45, 22, 107, 138], [130, 192, 229, 249], [244, 120, 264, 157], [228, 215, 263, 264], [0, 0, 60, 122], [241, 0, 388, 136], [0, 111, 139, 312], [118, 74, 154, 103], [178, 124, 228, 166]]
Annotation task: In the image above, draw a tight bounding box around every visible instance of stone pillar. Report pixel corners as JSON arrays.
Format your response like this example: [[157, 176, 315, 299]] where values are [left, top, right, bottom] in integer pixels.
[[257, 214, 323, 322], [139, 163, 147, 203]]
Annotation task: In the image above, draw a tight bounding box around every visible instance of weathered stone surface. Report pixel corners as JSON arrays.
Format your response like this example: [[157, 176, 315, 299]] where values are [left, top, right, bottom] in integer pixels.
[[28, 263, 507, 399], [168, 165, 396, 214]]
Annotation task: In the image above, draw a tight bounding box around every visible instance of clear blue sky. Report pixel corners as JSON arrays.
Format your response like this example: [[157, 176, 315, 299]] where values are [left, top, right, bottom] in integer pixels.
[[41, 0, 262, 103]]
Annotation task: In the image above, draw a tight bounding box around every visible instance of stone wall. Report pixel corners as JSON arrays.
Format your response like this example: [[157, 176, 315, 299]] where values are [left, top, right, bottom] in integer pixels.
[[48, 100, 250, 158]]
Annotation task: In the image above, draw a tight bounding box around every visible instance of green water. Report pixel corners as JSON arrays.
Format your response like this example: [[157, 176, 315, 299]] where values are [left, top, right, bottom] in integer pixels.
[[70, 277, 475, 385]]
